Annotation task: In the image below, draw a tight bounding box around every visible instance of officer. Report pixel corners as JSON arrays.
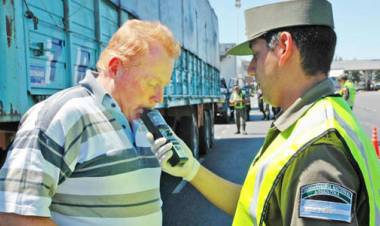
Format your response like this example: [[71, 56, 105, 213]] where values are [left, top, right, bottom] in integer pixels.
[[149, 0, 380, 225], [230, 85, 247, 134], [338, 74, 356, 109]]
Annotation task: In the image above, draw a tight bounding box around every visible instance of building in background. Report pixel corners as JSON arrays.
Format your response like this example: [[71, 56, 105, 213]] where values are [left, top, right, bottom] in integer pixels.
[[330, 59, 380, 90], [219, 44, 255, 87], [219, 43, 238, 84]]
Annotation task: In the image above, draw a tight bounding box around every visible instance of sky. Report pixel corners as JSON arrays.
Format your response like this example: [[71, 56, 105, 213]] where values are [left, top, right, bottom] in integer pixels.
[[208, 0, 380, 60]]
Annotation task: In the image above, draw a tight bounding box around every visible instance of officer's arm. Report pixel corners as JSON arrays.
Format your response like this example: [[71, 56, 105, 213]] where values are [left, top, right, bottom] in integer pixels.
[[278, 135, 363, 226], [149, 134, 242, 215], [0, 213, 57, 226], [342, 87, 349, 100], [190, 165, 242, 215]]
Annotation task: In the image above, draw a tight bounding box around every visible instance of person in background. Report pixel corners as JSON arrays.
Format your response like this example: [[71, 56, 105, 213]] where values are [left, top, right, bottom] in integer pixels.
[[149, 0, 380, 225], [271, 106, 281, 120], [257, 87, 270, 120], [0, 20, 180, 226], [230, 85, 247, 135], [338, 74, 356, 109]]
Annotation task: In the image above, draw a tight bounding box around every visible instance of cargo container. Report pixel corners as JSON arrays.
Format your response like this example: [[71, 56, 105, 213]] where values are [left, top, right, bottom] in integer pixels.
[[0, 0, 221, 157]]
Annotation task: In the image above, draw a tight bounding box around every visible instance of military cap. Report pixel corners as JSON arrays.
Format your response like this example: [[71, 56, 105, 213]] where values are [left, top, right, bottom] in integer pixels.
[[227, 0, 334, 56]]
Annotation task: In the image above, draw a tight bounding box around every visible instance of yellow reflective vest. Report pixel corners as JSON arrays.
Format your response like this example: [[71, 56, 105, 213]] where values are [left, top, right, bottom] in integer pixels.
[[230, 91, 245, 109], [232, 96, 380, 226]]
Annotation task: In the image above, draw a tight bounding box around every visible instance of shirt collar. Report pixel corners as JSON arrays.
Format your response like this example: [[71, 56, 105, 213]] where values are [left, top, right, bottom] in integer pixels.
[[79, 70, 109, 105], [273, 78, 336, 132]]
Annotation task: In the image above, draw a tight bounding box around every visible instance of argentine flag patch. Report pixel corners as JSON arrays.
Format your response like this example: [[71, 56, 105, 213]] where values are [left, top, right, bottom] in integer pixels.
[[299, 182, 355, 223]]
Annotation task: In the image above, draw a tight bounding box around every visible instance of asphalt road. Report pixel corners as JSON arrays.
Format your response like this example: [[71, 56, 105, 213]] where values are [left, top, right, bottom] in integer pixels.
[[353, 91, 380, 136], [160, 91, 380, 226]]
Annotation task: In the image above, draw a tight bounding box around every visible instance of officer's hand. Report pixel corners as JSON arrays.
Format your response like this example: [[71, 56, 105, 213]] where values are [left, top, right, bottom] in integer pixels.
[[147, 133, 200, 181]]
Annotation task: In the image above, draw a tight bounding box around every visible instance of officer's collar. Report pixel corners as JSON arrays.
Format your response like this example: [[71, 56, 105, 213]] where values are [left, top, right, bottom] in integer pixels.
[[273, 78, 335, 132]]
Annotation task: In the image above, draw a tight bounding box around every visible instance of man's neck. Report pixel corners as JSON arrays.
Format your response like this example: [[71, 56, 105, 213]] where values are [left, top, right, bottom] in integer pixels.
[[97, 72, 114, 94], [280, 73, 327, 110]]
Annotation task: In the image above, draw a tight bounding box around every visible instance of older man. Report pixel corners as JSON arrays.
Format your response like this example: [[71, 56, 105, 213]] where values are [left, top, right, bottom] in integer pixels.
[[150, 1, 380, 225], [0, 20, 180, 226]]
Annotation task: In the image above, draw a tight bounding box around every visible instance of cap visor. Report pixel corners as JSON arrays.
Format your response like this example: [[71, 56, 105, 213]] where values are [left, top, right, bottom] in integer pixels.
[[226, 41, 252, 56]]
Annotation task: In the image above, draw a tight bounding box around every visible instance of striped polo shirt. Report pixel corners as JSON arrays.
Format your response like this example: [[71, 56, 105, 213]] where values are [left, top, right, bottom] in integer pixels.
[[0, 71, 162, 226]]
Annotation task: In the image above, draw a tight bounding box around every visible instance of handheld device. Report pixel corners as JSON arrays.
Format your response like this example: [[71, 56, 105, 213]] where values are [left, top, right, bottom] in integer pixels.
[[141, 109, 188, 166]]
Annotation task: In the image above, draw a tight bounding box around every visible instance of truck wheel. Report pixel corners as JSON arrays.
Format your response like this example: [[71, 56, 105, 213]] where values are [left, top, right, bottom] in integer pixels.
[[177, 113, 199, 159], [200, 110, 211, 154]]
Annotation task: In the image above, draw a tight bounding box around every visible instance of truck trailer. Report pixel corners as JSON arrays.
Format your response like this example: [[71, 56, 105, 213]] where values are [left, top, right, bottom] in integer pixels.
[[0, 0, 221, 158]]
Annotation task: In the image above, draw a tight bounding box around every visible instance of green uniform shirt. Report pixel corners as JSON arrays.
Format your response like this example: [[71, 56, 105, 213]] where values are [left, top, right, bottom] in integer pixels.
[[263, 78, 369, 225]]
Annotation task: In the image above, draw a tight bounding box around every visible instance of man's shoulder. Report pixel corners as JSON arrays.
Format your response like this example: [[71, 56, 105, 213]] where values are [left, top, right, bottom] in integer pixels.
[[22, 86, 95, 130], [47, 85, 91, 106]]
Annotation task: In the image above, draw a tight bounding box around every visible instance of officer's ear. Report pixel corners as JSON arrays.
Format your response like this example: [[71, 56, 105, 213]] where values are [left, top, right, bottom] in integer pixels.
[[276, 32, 294, 66]]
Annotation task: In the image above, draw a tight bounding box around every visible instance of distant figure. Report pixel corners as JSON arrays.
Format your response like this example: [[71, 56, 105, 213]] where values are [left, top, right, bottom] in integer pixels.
[[230, 86, 247, 134], [271, 106, 281, 120], [257, 88, 270, 120], [338, 74, 356, 109]]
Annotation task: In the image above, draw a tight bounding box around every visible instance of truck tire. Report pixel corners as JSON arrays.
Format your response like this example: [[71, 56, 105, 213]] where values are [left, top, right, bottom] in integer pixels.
[[200, 110, 211, 154], [177, 113, 199, 159]]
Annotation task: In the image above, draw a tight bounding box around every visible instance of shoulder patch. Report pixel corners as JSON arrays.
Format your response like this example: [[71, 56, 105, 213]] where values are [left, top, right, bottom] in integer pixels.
[[299, 182, 355, 223]]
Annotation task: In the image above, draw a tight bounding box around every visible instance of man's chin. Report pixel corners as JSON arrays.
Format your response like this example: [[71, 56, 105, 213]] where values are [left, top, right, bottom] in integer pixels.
[[133, 108, 144, 120], [131, 105, 156, 120]]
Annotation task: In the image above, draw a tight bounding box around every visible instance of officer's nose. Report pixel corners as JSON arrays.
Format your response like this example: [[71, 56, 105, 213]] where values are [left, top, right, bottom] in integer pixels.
[[247, 56, 256, 76]]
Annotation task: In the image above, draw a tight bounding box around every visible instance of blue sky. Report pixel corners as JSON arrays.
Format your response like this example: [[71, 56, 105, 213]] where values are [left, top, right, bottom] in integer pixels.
[[208, 0, 380, 60]]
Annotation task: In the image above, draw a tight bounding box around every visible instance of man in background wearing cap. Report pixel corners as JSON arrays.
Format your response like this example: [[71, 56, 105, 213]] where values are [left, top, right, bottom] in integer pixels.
[[149, 0, 380, 225], [338, 74, 356, 109]]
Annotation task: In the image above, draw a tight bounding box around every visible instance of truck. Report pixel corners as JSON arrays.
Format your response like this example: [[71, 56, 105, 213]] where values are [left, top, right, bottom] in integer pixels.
[[0, 0, 221, 158]]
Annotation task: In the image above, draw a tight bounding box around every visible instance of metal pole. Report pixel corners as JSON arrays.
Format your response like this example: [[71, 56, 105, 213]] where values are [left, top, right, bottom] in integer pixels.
[[235, 0, 241, 44]]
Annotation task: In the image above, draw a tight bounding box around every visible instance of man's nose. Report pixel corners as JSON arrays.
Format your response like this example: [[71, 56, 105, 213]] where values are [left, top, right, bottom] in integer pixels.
[[152, 88, 164, 103]]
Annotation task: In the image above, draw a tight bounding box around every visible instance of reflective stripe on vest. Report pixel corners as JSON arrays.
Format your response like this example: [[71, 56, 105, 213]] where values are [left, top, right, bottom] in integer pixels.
[[232, 96, 380, 226]]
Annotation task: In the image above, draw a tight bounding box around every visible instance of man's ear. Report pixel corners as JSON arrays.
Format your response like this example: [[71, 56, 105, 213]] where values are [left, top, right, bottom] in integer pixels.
[[277, 32, 294, 66], [108, 57, 122, 78]]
